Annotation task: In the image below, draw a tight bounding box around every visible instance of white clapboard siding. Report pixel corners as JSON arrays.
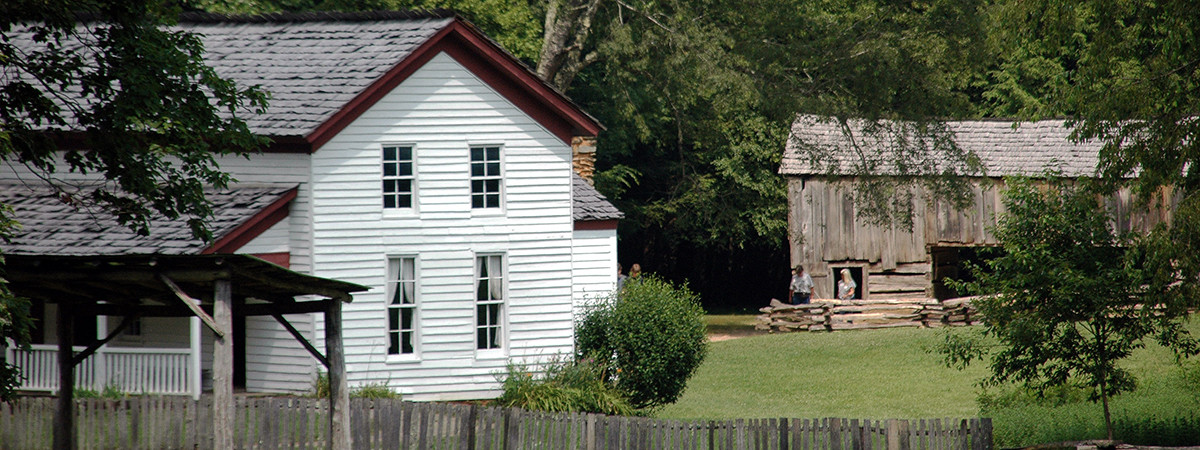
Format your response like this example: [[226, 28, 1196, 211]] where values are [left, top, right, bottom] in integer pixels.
[[236, 219, 290, 254], [571, 229, 618, 313], [213, 153, 319, 393], [308, 52, 576, 401]]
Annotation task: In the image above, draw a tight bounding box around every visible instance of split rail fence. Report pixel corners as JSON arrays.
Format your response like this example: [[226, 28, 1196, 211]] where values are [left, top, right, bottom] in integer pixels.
[[0, 396, 992, 449]]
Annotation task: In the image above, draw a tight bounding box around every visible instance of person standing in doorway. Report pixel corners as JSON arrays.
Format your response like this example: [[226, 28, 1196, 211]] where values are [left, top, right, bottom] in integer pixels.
[[837, 268, 857, 300], [789, 265, 814, 305]]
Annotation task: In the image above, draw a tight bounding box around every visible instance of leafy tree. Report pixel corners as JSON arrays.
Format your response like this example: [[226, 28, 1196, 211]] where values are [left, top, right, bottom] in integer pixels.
[[575, 275, 707, 409], [0, 0, 268, 400], [940, 177, 1199, 440]]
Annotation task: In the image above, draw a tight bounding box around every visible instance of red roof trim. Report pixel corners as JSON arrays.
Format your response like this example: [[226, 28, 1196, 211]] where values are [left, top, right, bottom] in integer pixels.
[[305, 19, 602, 151], [202, 187, 297, 254], [574, 219, 619, 231]]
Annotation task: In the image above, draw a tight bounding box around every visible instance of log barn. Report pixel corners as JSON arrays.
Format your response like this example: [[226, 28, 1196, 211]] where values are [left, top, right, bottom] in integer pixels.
[[780, 115, 1175, 300]]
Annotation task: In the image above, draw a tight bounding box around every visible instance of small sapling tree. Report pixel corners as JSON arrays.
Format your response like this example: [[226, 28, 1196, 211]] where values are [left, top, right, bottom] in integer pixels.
[[939, 177, 1199, 440]]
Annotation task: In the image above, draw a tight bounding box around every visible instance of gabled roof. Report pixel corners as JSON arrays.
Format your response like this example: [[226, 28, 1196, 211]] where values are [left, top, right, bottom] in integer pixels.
[[7, 11, 603, 150], [572, 173, 623, 222], [179, 11, 603, 150], [0, 183, 295, 256], [781, 115, 1103, 178]]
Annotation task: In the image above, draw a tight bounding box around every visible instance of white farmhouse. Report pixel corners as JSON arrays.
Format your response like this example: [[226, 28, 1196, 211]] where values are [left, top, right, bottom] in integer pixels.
[[1, 11, 622, 401]]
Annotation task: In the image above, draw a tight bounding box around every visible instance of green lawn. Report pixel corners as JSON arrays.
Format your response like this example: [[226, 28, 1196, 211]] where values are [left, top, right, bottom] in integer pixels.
[[657, 319, 1200, 447]]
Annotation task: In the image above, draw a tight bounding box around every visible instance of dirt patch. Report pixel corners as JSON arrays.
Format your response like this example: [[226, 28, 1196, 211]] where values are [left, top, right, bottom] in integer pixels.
[[707, 327, 769, 342]]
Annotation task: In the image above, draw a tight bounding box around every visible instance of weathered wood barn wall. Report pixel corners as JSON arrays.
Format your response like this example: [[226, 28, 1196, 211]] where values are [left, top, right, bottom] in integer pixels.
[[782, 116, 1175, 300]]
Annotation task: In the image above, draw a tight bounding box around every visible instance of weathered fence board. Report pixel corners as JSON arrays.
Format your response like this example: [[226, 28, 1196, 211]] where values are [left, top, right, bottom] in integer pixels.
[[0, 396, 991, 449]]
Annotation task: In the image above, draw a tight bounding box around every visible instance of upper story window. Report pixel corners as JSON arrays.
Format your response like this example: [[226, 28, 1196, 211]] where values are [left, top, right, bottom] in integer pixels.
[[475, 254, 505, 350], [470, 145, 502, 209], [382, 145, 414, 209], [386, 257, 418, 355]]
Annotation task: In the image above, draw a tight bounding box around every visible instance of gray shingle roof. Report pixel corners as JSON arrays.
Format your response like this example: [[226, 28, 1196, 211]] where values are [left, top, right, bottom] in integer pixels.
[[0, 183, 295, 256], [4, 12, 454, 137], [180, 13, 454, 137], [781, 115, 1103, 177], [572, 174, 623, 221]]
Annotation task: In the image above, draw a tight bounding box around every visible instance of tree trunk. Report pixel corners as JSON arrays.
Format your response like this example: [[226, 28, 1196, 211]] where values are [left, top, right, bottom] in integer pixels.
[[536, 0, 603, 92]]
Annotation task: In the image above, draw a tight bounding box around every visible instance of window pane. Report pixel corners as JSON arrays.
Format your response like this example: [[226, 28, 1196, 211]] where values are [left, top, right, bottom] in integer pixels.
[[471, 180, 483, 192], [402, 331, 413, 354], [471, 195, 483, 208], [471, 163, 484, 177], [384, 146, 397, 161], [383, 163, 397, 177], [383, 195, 396, 208], [398, 195, 411, 208], [398, 162, 412, 176], [397, 179, 411, 192], [488, 327, 499, 349], [401, 308, 413, 330], [391, 283, 403, 304], [398, 146, 412, 160], [401, 281, 415, 304], [389, 332, 399, 355], [486, 162, 500, 176], [477, 328, 488, 349], [471, 147, 484, 161], [388, 308, 399, 330], [477, 304, 487, 324], [383, 180, 396, 193], [485, 179, 499, 193], [488, 303, 500, 322], [486, 147, 500, 160], [485, 194, 498, 208]]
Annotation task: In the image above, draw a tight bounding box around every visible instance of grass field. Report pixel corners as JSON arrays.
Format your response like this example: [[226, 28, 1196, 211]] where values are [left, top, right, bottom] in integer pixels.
[[656, 317, 1200, 447]]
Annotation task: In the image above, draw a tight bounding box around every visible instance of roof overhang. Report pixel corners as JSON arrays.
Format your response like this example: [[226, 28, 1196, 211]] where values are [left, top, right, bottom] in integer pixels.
[[300, 19, 603, 152], [3, 254, 368, 315]]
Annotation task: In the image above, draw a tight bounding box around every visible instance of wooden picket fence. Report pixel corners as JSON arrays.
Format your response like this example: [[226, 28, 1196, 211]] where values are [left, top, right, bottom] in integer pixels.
[[0, 396, 992, 449]]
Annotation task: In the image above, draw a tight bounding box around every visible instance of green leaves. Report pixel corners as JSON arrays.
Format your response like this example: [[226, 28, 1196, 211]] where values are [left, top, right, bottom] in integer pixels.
[[943, 176, 1199, 439]]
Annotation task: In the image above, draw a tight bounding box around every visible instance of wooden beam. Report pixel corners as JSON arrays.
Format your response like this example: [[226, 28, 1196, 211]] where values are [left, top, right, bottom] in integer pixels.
[[160, 274, 225, 338], [212, 279, 234, 450], [52, 306, 76, 450], [234, 267, 352, 302], [271, 313, 329, 368], [325, 300, 351, 449], [71, 315, 136, 367]]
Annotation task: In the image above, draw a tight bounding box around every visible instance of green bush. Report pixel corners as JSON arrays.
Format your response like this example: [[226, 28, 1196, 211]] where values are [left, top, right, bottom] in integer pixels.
[[313, 372, 400, 399], [496, 358, 634, 415], [576, 275, 707, 409]]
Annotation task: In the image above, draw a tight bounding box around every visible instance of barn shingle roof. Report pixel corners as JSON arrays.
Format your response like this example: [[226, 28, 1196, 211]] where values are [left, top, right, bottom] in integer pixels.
[[781, 115, 1103, 178], [0, 183, 295, 256], [572, 174, 623, 222]]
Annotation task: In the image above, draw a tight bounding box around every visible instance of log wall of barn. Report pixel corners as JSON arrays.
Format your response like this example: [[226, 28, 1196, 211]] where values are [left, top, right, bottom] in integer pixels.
[[787, 177, 1175, 300]]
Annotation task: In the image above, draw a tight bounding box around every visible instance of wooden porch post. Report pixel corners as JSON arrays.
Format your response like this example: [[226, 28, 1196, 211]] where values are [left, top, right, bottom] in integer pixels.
[[213, 279, 234, 449], [190, 316, 202, 400], [325, 300, 351, 449], [52, 304, 76, 450]]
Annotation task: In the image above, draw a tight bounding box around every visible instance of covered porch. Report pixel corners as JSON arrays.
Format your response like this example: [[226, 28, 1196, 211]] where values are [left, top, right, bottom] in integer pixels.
[[2, 254, 368, 449]]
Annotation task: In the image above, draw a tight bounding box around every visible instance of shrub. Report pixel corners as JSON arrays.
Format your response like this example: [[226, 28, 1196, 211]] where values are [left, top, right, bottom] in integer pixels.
[[313, 372, 400, 399], [576, 275, 707, 409], [496, 358, 634, 415]]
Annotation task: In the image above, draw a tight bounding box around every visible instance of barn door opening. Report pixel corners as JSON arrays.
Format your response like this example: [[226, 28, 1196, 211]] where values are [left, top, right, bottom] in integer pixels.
[[829, 266, 864, 300], [931, 246, 999, 300]]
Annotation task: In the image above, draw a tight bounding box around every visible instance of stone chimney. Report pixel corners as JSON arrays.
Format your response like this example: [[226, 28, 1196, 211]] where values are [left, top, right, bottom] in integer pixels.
[[571, 136, 597, 185]]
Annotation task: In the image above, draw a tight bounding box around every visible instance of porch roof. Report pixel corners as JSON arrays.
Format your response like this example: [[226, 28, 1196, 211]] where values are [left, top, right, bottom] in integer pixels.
[[3, 254, 368, 316]]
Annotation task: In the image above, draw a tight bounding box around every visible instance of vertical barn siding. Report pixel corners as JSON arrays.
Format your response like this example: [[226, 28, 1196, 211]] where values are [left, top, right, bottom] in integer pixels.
[[790, 176, 1175, 299], [307, 53, 576, 401], [571, 229, 618, 312]]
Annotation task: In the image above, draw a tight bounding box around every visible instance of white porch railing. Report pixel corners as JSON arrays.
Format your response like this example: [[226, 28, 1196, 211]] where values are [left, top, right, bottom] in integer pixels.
[[4, 344, 193, 396]]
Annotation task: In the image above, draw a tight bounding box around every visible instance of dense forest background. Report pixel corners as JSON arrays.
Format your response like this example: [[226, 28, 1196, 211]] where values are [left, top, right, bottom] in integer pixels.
[[185, 0, 1198, 312]]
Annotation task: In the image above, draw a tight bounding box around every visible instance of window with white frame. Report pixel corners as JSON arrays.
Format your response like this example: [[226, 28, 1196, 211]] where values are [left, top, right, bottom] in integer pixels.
[[386, 257, 417, 355], [475, 254, 505, 350], [382, 145, 415, 209], [469, 145, 502, 209]]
